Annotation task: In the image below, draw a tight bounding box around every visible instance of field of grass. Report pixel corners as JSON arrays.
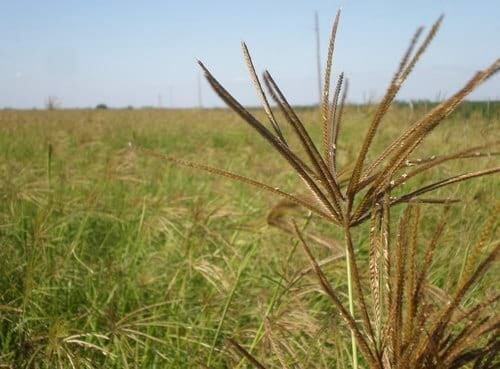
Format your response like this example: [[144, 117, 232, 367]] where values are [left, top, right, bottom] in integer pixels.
[[0, 105, 498, 368]]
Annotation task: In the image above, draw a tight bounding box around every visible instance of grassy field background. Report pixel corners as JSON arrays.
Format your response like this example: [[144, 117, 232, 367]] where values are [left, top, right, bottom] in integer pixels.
[[0, 104, 498, 368]]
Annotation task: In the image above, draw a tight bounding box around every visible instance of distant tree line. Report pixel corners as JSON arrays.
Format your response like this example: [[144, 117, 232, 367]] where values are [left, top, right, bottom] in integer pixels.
[[393, 100, 500, 119]]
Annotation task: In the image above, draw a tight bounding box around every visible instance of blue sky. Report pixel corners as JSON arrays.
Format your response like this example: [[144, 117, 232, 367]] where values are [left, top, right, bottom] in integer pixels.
[[1, 0, 499, 108]]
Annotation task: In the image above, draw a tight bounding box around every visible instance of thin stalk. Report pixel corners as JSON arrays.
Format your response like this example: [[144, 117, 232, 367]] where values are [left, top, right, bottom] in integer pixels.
[[206, 242, 258, 366], [47, 143, 53, 188], [345, 240, 358, 369], [343, 208, 358, 369], [343, 200, 378, 367]]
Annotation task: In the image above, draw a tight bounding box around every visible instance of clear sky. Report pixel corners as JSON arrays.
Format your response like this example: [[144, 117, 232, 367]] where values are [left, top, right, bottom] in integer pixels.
[[1, 0, 499, 109]]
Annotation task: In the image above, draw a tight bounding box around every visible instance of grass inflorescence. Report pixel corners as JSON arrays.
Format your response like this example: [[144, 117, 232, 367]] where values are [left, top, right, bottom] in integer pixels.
[[150, 10, 500, 369]]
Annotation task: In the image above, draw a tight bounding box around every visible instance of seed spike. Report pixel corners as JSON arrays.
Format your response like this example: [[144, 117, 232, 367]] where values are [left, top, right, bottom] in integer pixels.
[[321, 8, 342, 124], [241, 42, 286, 143]]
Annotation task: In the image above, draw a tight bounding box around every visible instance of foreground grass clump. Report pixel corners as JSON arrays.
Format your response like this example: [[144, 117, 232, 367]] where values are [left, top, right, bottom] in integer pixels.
[[157, 11, 500, 369]]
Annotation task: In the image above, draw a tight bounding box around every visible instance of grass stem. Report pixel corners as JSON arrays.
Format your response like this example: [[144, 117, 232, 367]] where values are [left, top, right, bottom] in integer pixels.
[[345, 240, 358, 369], [206, 241, 257, 367]]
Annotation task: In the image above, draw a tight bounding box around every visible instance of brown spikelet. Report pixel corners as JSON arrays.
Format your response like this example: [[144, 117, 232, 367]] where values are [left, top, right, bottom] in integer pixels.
[[392, 147, 500, 191], [388, 205, 412, 366], [368, 59, 500, 195], [379, 193, 394, 364], [404, 204, 421, 345], [241, 42, 286, 143], [368, 205, 382, 345], [139, 147, 338, 223], [381, 193, 392, 321], [346, 20, 432, 198], [347, 58, 500, 225], [263, 70, 345, 209], [323, 72, 344, 169], [357, 141, 500, 193], [352, 164, 499, 225], [331, 78, 349, 176], [321, 9, 342, 124], [393, 167, 500, 205], [199, 61, 345, 221], [362, 17, 442, 177], [395, 15, 443, 89], [299, 177, 341, 220]]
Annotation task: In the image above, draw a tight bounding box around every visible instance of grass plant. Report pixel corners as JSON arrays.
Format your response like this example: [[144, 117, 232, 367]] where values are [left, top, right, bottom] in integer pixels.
[[0, 11, 499, 369]]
